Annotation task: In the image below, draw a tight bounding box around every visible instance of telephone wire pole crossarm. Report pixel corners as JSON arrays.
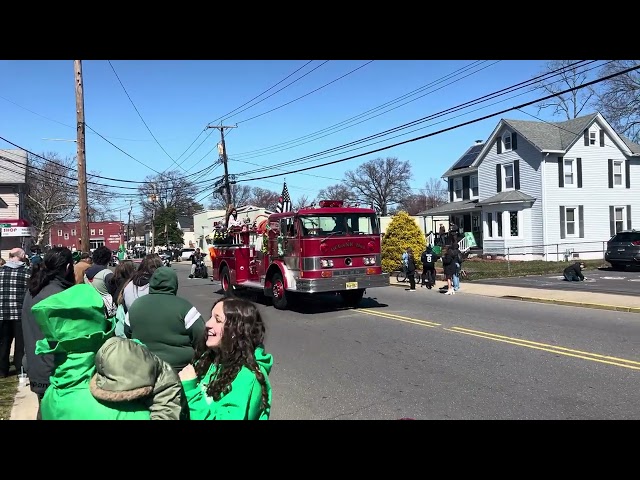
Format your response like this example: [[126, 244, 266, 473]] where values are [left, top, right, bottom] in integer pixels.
[[206, 124, 237, 226]]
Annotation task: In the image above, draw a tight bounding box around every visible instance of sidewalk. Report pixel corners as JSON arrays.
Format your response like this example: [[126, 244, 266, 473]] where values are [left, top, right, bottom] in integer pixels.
[[8, 342, 38, 420], [389, 277, 640, 314]]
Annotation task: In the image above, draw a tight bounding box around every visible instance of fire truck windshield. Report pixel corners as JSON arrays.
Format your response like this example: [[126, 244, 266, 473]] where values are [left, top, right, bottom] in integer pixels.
[[299, 214, 379, 237]]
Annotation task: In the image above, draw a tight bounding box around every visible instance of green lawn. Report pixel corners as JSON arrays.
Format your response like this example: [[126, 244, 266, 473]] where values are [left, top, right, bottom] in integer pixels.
[[0, 375, 18, 420], [462, 258, 607, 280]]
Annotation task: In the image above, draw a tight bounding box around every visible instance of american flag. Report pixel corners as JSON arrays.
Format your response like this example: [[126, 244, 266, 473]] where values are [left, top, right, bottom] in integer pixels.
[[276, 181, 292, 213]]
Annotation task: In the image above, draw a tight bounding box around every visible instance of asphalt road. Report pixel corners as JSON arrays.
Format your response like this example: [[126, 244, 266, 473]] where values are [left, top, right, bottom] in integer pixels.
[[472, 267, 640, 296], [173, 263, 640, 420]]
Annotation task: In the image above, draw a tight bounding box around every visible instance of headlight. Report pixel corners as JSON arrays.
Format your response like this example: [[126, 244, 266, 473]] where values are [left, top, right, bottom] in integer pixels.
[[320, 259, 334, 268], [363, 257, 376, 265]]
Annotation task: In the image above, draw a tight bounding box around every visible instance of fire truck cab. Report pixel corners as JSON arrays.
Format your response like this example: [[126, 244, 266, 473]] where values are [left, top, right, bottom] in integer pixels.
[[210, 200, 389, 310]]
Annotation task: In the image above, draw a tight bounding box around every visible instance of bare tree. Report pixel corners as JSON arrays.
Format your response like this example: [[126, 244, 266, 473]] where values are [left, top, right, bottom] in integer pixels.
[[293, 193, 313, 210], [422, 177, 448, 210], [208, 184, 253, 210], [138, 170, 200, 221], [397, 194, 427, 215], [533, 60, 596, 120], [24, 153, 77, 245], [344, 157, 412, 216], [593, 60, 640, 143], [316, 183, 356, 204], [86, 171, 114, 222], [250, 187, 280, 211]]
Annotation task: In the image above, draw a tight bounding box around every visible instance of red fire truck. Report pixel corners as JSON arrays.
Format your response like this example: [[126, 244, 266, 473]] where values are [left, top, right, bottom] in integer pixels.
[[210, 200, 389, 310]]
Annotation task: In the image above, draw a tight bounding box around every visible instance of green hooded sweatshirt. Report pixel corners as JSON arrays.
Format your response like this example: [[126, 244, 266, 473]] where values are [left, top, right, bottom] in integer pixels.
[[181, 346, 273, 420], [126, 267, 206, 372], [33, 284, 185, 420]]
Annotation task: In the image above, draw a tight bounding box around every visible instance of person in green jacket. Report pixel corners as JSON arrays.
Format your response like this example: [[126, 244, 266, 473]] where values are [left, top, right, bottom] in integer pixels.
[[33, 283, 187, 420], [126, 266, 206, 373], [178, 297, 273, 420]]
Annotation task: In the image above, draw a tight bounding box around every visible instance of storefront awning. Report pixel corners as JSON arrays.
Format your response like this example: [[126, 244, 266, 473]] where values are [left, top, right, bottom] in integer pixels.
[[0, 219, 34, 237]]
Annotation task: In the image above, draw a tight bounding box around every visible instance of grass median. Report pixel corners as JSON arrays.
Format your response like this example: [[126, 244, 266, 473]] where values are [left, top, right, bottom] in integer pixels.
[[462, 258, 607, 280], [0, 376, 18, 420]]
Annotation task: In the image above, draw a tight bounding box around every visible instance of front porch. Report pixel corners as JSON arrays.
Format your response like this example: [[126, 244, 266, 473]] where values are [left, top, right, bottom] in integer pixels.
[[418, 200, 483, 252]]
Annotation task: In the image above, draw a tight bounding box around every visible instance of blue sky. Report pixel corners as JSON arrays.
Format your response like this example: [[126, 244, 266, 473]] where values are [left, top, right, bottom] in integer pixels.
[[0, 60, 601, 219]]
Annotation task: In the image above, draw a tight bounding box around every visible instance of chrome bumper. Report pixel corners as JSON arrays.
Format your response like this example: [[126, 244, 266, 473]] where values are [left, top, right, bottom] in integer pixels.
[[294, 274, 390, 293]]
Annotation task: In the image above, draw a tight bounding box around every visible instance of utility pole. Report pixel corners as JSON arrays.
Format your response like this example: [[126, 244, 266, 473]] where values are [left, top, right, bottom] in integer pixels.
[[74, 60, 90, 253], [206, 124, 236, 226], [127, 200, 133, 250], [149, 184, 157, 253]]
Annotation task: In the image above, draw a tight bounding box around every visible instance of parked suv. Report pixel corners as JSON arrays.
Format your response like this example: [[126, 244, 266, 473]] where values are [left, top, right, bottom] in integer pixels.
[[605, 230, 640, 270]]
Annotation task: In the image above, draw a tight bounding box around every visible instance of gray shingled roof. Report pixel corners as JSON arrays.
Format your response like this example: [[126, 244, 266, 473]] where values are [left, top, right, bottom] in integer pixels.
[[177, 215, 194, 229], [620, 134, 640, 154], [0, 149, 28, 184], [502, 113, 598, 151], [417, 200, 479, 216], [476, 190, 535, 206]]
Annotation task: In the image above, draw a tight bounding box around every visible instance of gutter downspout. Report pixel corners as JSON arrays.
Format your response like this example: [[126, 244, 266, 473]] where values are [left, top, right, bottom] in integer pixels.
[[541, 153, 549, 260]]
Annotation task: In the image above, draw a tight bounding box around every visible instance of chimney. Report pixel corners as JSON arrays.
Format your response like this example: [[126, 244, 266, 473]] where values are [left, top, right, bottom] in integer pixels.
[[475, 140, 483, 144]]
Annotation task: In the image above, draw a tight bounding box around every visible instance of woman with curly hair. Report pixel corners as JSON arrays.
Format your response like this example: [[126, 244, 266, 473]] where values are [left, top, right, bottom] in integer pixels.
[[178, 297, 273, 420]]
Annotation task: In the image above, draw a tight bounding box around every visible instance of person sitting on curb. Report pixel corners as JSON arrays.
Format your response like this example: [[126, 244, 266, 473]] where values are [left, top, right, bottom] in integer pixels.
[[33, 284, 186, 420], [563, 261, 585, 281]]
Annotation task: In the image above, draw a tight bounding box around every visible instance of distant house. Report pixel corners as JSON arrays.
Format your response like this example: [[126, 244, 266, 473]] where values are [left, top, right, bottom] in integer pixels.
[[177, 215, 195, 248], [0, 149, 34, 258], [419, 112, 640, 260]]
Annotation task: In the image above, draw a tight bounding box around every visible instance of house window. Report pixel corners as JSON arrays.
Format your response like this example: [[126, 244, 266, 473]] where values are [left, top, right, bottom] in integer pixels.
[[615, 207, 625, 233], [613, 161, 623, 186], [64, 233, 69, 240], [502, 132, 512, 151], [487, 213, 493, 237], [472, 215, 480, 232], [91, 229, 96, 235], [503, 164, 514, 190], [71, 229, 76, 236], [98, 228, 104, 235], [57, 229, 62, 237], [565, 207, 577, 236], [497, 212, 503, 237], [454, 177, 463, 201], [564, 159, 574, 186], [509, 211, 519, 237], [470, 175, 478, 197], [590, 131, 596, 145]]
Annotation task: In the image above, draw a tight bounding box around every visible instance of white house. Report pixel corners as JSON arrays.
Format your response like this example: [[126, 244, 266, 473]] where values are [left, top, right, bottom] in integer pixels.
[[176, 215, 196, 248], [420, 112, 640, 260]]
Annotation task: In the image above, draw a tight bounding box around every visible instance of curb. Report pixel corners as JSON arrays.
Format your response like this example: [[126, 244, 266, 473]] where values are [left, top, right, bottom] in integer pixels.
[[501, 295, 640, 314]]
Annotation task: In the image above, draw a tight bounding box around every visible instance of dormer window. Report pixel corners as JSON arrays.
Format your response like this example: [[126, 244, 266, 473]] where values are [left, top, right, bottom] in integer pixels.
[[503, 163, 514, 190], [502, 132, 512, 151], [589, 131, 596, 145]]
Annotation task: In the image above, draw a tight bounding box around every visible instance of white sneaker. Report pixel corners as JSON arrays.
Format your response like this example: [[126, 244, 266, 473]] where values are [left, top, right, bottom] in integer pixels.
[[444, 290, 455, 295]]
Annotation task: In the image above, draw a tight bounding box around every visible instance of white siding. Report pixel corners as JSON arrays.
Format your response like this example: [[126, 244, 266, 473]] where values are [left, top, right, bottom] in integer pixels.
[[543, 123, 640, 260], [478, 129, 543, 254], [0, 190, 19, 218]]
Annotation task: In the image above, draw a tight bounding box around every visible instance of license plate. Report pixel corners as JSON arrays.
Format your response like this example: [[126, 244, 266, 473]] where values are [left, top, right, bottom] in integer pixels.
[[618, 248, 626, 251], [346, 281, 358, 290]]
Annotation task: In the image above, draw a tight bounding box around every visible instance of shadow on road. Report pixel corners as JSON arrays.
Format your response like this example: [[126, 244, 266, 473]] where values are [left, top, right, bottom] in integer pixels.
[[212, 287, 389, 315]]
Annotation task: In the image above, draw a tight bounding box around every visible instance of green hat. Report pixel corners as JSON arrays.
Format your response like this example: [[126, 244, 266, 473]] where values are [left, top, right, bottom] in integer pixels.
[[33, 284, 115, 355]]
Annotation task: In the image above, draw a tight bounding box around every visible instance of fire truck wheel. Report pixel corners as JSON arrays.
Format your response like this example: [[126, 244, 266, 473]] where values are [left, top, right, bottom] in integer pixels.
[[340, 289, 365, 308], [271, 272, 288, 310], [221, 266, 234, 297]]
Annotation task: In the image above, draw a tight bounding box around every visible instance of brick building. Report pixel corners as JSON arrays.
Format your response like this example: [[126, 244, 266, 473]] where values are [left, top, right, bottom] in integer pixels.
[[50, 221, 124, 252]]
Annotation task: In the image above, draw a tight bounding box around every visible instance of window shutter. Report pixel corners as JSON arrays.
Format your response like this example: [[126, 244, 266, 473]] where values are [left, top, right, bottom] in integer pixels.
[[449, 178, 453, 202], [608, 159, 613, 188], [514, 160, 520, 190], [557, 157, 564, 187], [462, 175, 470, 200], [512, 132, 518, 150], [559, 206, 566, 239], [577, 158, 582, 188], [578, 205, 584, 238], [496, 164, 502, 192], [609, 206, 615, 236], [600, 130, 605, 147], [584, 129, 589, 146], [625, 159, 631, 188], [627, 205, 632, 230], [497, 139, 502, 154]]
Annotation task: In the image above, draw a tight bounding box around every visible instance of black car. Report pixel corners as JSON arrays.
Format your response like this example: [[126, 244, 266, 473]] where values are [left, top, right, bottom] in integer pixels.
[[605, 229, 640, 270]]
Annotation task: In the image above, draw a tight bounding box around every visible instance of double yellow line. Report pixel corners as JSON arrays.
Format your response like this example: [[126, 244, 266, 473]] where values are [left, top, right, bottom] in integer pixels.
[[357, 309, 640, 371]]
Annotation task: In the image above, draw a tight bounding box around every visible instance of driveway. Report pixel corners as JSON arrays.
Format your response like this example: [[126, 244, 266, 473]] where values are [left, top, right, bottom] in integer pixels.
[[471, 267, 640, 296]]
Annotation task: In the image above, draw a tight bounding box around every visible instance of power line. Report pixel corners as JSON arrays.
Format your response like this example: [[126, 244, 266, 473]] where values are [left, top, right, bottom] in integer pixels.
[[236, 63, 640, 183], [235, 61, 375, 124], [209, 60, 318, 125], [107, 60, 186, 172], [232, 61, 600, 178]]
